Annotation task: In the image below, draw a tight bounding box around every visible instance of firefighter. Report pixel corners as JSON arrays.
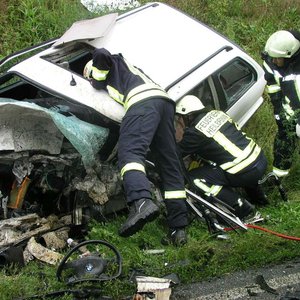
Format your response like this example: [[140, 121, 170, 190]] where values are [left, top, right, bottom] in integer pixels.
[[262, 30, 300, 177], [83, 48, 188, 246], [175, 95, 269, 220]]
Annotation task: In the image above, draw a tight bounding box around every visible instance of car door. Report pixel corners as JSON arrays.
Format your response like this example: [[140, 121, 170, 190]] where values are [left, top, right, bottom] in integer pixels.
[[168, 57, 264, 127]]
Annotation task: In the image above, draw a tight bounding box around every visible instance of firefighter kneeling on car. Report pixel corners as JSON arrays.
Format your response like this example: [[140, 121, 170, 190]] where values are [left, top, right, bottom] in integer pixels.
[[175, 95, 269, 221]]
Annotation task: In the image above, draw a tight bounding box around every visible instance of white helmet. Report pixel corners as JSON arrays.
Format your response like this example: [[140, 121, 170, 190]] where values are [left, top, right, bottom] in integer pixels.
[[176, 95, 205, 115], [83, 60, 93, 79], [264, 30, 300, 58]]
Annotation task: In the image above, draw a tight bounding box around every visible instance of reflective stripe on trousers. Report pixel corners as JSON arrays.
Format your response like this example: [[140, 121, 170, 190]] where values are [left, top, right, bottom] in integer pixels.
[[118, 98, 188, 228]]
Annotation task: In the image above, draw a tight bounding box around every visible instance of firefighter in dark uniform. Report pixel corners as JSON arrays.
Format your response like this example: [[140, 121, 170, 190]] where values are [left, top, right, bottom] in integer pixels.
[[83, 48, 188, 246], [175, 95, 268, 220], [262, 30, 300, 178]]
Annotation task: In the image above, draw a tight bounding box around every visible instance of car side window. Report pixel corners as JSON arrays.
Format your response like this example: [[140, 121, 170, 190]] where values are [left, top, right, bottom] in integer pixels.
[[217, 59, 256, 108], [189, 79, 214, 109]]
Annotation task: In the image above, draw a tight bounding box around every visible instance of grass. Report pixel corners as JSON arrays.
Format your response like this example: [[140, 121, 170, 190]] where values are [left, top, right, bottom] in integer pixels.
[[1, 200, 300, 299], [0, 0, 300, 299]]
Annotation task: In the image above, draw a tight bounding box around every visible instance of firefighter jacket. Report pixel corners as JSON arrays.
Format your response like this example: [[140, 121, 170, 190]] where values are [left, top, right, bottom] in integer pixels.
[[90, 48, 171, 111], [262, 30, 300, 120], [178, 109, 262, 174]]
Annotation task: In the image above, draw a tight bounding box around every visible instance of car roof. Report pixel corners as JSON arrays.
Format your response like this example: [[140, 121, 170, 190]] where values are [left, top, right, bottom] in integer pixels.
[[7, 2, 260, 124], [86, 2, 238, 88], [10, 2, 242, 88]]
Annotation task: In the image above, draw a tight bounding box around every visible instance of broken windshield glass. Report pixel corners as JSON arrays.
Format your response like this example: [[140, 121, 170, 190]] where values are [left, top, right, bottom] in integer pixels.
[[0, 98, 109, 168]]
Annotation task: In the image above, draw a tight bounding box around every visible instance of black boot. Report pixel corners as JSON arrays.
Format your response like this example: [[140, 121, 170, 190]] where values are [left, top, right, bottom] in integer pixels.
[[161, 228, 187, 246], [119, 198, 160, 237], [244, 185, 269, 206], [233, 198, 255, 220]]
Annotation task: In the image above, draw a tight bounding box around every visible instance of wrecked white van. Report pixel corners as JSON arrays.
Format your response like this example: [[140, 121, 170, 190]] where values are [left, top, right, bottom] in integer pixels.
[[0, 2, 266, 220]]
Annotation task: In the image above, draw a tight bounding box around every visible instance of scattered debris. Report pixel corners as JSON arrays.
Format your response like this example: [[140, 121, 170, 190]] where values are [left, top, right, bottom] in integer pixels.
[[26, 237, 64, 265], [134, 276, 172, 300], [40, 228, 69, 250], [0, 213, 71, 248], [143, 249, 165, 255], [247, 288, 258, 296], [0, 213, 73, 267]]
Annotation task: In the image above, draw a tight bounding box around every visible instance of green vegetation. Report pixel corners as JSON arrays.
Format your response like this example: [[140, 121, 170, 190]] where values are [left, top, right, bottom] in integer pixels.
[[0, 0, 300, 299]]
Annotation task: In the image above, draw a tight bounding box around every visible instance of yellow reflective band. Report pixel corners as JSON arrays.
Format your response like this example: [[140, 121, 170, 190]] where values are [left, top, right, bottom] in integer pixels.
[[263, 61, 273, 73], [193, 179, 222, 196], [91, 67, 109, 81], [273, 70, 282, 84], [284, 74, 297, 81], [126, 83, 163, 100], [295, 76, 300, 99], [213, 131, 245, 158], [220, 139, 256, 171], [164, 190, 186, 199], [125, 89, 170, 111], [262, 62, 283, 85], [107, 85, 124, 104], [283, 97, 294, 119], [266, 84, 281, 94], [272, 167, 290, 178], [226, 145, 261, 174], [120, 162, 145, 179]]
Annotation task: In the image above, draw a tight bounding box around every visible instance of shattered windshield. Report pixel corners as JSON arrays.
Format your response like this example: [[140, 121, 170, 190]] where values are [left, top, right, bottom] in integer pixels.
[[0, 98, 109, 168]]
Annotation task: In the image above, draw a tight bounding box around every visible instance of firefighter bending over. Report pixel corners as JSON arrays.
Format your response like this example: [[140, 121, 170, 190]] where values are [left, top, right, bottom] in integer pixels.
[[84, 48, 188, 246], [262, 30, 300, 178], [175, 95, 269, 221]]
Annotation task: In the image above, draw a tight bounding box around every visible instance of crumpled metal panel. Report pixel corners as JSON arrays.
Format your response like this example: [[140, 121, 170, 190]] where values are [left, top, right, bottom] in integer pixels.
[[53, 13, 118, 47], [0, 102, 64, 154], [26, 236, 64, 265], [135, 276, 172, 300]]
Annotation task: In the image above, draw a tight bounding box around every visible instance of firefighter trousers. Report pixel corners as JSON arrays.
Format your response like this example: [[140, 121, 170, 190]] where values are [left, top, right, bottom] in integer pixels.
[[118, 98, 188, 228], [273, 111, 298, 171], [188, 151, 268, 207]]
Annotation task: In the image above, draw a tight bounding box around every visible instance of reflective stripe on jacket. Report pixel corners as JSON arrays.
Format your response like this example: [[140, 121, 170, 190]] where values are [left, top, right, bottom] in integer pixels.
[[178, 110, 261, 174]]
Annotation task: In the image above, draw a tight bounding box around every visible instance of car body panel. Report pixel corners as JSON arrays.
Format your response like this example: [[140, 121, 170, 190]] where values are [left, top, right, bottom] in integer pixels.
[[9, 54, 125, 123], [53, 13, 118, 47]]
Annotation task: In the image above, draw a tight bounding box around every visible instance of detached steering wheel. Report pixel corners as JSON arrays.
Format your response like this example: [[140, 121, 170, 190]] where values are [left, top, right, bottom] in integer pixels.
[[56, 240, 122, 285]]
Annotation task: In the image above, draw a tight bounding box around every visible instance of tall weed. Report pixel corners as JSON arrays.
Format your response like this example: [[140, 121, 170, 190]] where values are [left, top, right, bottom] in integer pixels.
[[0, 0, 94, 57]]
